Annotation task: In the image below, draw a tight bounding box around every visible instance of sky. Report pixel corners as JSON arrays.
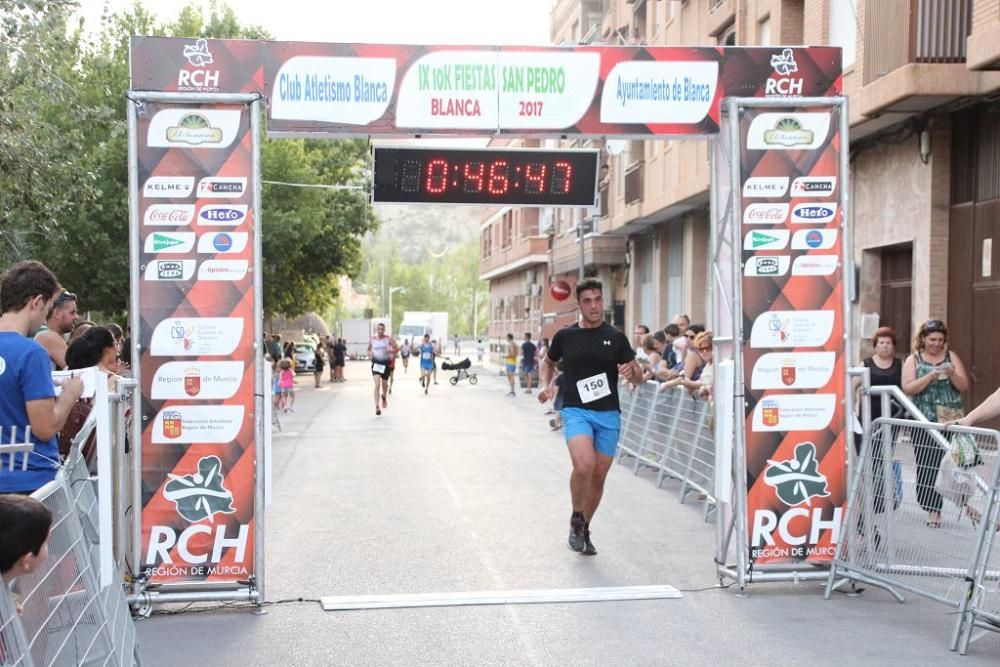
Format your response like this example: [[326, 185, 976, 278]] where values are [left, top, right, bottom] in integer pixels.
[[76, 0, 553, 45]]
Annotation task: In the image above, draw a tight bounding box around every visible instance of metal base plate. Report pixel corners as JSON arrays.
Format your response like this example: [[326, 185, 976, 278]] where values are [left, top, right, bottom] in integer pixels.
[[320, 584, 682, 611]]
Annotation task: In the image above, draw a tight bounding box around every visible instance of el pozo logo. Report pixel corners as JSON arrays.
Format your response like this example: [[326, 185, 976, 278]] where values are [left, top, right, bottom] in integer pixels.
[[763, 442, 831, 506], [163, 455, 237, 523], [166, 112, 224, 145]]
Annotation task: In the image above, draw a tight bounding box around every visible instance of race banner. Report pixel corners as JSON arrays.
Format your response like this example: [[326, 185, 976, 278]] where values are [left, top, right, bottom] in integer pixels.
[[134, 101, 258, 586], [129, 37, 841, 137], [738, 105, 846, 565]]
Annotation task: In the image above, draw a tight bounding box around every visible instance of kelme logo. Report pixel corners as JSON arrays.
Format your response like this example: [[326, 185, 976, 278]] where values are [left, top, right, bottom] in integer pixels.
[[763, 442, 831, 506], [763, 116, 813, 147], [166, 113, 224, 145], [162, 455, 237, 523]]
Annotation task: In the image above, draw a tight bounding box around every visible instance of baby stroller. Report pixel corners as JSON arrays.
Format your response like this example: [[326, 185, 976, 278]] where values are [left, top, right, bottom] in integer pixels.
[[441, 357, 478, 385]]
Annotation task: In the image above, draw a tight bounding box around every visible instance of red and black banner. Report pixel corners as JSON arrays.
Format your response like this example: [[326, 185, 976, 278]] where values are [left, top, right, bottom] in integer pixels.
[[134, 101, 257, 585], [738, 105, 846, 565], [130, 37, 841, 137]]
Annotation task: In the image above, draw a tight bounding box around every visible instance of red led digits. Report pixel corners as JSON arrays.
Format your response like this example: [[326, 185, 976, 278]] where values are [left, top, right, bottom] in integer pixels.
[[524, 162, 547, 195], [551, 160, 573, 194], [488, 160, 510, 195], [463, 162, 485, 193], [425, 159, 448, 194]]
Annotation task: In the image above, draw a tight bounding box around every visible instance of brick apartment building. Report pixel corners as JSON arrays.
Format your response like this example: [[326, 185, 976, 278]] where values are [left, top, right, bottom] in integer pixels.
[[479, 0, 1000, 409]]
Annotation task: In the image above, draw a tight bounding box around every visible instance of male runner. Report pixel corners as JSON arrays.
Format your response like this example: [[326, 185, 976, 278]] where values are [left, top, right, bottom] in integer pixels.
[[368, 323, 397, 416], [418, 334, 435, 394], [400, 338, 410, 373], [504, 333, 518, 397], [538, 279, 641, 556]]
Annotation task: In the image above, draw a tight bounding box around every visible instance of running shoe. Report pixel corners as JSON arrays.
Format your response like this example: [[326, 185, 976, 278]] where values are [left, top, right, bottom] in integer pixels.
[[581, 523, 597, 556], [507, 391, 516, 397], [568, 513, 586, 552], [375, 408, 381, 416]]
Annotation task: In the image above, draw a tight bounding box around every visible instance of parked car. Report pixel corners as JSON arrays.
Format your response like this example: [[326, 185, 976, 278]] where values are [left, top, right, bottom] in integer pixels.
[[293, 343, 316, 373]]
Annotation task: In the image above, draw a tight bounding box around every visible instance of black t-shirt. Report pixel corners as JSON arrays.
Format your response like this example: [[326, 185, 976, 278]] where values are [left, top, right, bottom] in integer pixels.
[[546, 323, 634, 412], [333, 343, 346, 361], [522, 341, 537, 365]]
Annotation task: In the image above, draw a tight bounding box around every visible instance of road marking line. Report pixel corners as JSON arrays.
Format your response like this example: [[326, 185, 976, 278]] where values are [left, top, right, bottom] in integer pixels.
[[320, 584, 681, 611]]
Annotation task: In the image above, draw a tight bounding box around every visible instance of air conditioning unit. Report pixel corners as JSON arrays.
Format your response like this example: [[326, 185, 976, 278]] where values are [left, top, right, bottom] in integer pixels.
[[531, 283, 543, 297], [539, 211, 554, 234]]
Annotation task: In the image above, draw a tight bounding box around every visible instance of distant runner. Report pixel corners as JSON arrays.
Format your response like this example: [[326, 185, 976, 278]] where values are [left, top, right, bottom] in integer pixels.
[[368, 323, 397, 416], [400, 338, 411, 373], [418, 333, 436, 395], [538, 279, 640, 556], [504, 333, 518, 397]]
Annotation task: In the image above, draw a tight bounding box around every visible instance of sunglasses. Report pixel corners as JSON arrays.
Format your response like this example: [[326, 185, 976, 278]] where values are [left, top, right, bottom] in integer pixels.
[[924, 319, 947, 334], [698, 344, 713, 352], [54, 289, 77, 306]]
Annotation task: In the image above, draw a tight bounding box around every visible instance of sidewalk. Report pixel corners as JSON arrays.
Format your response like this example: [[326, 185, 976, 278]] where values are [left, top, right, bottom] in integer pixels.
[[136, 360, 1000, 665]]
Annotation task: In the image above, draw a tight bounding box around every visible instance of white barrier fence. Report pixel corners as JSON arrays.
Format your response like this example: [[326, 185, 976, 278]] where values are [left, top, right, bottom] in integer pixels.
[[616, 381, 716, 519], [0, 373, 141, 666]]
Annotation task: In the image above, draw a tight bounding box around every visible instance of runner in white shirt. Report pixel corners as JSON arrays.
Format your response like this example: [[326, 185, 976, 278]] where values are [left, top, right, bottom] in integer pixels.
[[368, 323, 398, 416]]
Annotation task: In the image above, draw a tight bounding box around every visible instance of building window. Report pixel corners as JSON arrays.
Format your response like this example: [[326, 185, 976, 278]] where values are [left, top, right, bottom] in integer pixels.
[[758, 16, 771, 46], [502, 213, 513, 249], [829, 0, 857, 68], [665, 222, 684, 319], [638, 236, 654, 326]]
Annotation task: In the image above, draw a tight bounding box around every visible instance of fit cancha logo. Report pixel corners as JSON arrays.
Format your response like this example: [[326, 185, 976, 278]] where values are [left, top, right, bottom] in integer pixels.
[[163, 455, 236, 523], [764, 442, 831, 506]]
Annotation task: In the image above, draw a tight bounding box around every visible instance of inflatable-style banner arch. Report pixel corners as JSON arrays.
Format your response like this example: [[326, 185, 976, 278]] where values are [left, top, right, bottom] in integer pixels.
[[130, 37, 841, 138]]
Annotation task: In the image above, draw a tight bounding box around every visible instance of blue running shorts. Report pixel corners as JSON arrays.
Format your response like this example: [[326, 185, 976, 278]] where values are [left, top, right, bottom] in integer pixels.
[[561, 407, 621, 458]]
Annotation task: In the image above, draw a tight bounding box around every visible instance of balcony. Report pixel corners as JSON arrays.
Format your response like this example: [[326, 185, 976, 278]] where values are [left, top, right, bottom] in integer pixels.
[[479, 235, 550, 282], [864, 0, 971, 85], [966, 0, 1000, 69], [625, 161, 644, 205]]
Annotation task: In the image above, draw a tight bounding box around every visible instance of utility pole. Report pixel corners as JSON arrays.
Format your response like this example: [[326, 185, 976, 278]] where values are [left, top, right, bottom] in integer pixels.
[[472, 289, 479, 338], [380, 260, 386, 317]]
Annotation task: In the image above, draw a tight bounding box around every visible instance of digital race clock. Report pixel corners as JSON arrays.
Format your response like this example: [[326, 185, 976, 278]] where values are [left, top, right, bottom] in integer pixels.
[[372, 147, 600, 207]]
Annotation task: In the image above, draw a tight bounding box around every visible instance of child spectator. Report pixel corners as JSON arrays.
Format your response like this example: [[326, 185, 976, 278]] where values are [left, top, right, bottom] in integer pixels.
[[278, 358, 295, 412], [313, 345, 326, 389], [1, 495, 52, 605]]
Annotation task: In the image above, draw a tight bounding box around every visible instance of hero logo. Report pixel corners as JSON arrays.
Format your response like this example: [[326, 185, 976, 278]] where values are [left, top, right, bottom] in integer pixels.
[[742, 177, 789, 198], [178, 38, 220, 90], [198, 205, 247, 226], [743, 203, 789, 225], [791, 203, 837, 224], [791, 176, 837, 197], [765, 48, 803, 96], [197, 177, 247, 198]]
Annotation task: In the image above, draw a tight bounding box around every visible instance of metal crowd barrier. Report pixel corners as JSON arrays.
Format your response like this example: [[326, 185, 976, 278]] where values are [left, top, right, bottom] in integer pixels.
[[826, 415, 1000, 655], [616, 381, 716, 519], [0, 374, 142, 666]]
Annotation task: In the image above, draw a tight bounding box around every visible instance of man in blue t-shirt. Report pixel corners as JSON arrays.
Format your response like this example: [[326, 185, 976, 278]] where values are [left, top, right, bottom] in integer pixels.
[[0, 261, 84, 494]]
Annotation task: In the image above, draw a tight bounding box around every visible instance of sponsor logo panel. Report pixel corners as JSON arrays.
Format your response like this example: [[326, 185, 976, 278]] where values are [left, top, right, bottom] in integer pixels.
[[744, 229, 790, 251], [749, 310, 835, 348], [144, 260, 196, 281], [197, 177, 247, 198], [197, 205, 248, 226], [762, 442, 831, 505], [750, 352, 837, 390], [791, 229, 838, 250], [790, 203, 837, 225], [747, 113, 830, 150], [790, 176, 836, 198], [743, 203, 789, 225], [151, 361, 245, 400], [792, 255, 839, 276], [151, 405, 245, 444], [144, 232, 195, 254], [197, 232, 249, 254], [742, 177, 789, 198], [143, 177, 194, 199], [744, 256, 790, 277], [144, 204, 196, 226], [177, 38, 222, 91], [751, 393, 836, 432], [197, 259, 249, 281], [764, 48, 804, 96], [147, 109, 241, 148], [149, 317, 244, 356]]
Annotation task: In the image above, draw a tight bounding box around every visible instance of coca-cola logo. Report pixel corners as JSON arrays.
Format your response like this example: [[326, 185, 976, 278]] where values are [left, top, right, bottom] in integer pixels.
[[743, 203, 789, 225], [144, 204, 195, 227]]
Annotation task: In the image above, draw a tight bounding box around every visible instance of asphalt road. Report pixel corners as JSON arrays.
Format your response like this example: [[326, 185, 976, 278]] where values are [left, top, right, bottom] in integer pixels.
[[136, 358, 1000, 666]]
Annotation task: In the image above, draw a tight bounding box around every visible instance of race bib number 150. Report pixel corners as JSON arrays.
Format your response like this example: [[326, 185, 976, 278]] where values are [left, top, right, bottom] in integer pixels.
[[577, 373, 611, 403]]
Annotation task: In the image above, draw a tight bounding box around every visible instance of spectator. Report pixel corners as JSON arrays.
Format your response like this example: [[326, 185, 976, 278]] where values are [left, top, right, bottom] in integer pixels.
[[661, 324, 682, 370], [902, 319, 970, 528], [0, 494, 52, 587], [313, 344, 326, 389], [333, 338, 347, 382], [857, 326, 902, 451], [633, 324, 651, 364], [105, 322, 125, 374], [277, 358, 295, 412], [521, 332, 537, 394], [61, 326, 122, 457], [324, 336, 336, 381], [0, 261, 84, 494], [640, 334, 662, 382], [33, 288, 78, 370], [672, 313, 691, 333], [547, 361, 566, 431], [679, 324, 707, 381], [476, 339, 485, 364], [267, 334, 283, 367], [537, 337, 549, 366], [68, 319, 96, 341], [662, 331, 714, 397]]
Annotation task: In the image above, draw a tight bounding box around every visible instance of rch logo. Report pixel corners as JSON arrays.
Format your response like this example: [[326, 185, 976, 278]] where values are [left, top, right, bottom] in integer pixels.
[[179, 39, 220, 90], [182, 39, 213, 67], [163, 455, 237, 523], [763, 442, 831, 506], [766, 48, 803, 96]]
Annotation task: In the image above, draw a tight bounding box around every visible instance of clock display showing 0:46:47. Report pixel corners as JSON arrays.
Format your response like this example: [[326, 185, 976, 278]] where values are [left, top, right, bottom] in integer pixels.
[[372, 147, 600, 207]]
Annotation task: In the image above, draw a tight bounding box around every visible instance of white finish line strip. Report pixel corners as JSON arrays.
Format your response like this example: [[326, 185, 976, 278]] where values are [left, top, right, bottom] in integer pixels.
[[320, 584, 682, 611]]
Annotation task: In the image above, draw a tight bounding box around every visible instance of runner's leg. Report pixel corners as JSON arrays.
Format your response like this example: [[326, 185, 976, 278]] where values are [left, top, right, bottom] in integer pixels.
[[582, 454, 614, 522]]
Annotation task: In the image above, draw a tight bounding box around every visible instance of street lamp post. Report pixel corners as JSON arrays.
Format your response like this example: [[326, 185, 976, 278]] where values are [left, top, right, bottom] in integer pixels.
[[388, 286, 405, 334]]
